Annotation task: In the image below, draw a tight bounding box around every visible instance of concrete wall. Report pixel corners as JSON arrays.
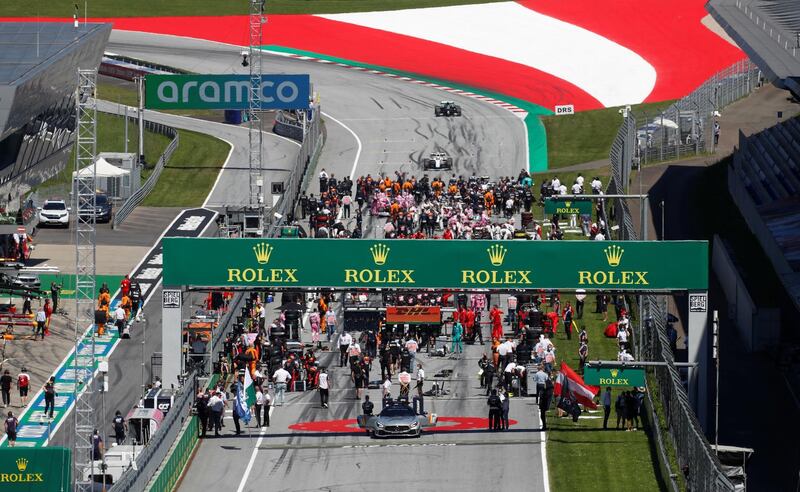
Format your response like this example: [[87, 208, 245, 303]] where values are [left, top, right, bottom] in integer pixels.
[[711, 233, 780, 351]]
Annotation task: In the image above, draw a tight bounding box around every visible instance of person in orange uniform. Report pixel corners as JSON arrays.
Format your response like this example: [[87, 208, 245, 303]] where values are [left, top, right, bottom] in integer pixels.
[[484, 191, 495, 216], [121, 293, 132, 320]]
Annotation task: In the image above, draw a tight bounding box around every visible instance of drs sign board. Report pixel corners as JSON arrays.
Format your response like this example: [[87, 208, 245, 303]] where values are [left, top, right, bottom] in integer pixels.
[[145, 74, 310, 110]]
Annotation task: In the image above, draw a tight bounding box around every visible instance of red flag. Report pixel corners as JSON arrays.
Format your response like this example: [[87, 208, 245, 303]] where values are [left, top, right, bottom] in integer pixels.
[[554, 362, 599, 409]]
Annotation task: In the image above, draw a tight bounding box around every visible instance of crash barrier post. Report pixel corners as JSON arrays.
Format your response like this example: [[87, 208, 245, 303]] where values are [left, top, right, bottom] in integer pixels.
[[268, 107, 323, 237], [624, 58, 760, 167], [110, 115, 180, 229], [110, 294, 244, 492], [606, 154, 735, 489]]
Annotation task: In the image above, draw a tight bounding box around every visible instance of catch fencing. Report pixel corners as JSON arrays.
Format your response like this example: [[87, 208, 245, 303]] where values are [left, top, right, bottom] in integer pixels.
[[268, 107, 323, 237], [110, 294, 244, 492], [606, 64, 752, 489], [110, 114, 180, 228], [630, 58, 760, 167]]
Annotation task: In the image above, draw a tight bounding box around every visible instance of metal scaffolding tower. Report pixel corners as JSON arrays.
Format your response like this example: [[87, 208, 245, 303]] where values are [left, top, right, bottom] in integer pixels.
[[73, 68, 98, 492], [248, 0, 266, 208]]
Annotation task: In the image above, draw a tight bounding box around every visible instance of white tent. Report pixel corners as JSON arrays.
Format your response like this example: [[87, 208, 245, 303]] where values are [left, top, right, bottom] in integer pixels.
[[72, 157, 130, 179], [72, 157, 131, 199]]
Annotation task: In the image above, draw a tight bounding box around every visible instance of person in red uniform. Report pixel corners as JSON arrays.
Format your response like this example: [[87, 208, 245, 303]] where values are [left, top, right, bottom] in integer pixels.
[[120, 275, 131, 298], [464, 307, 475, 339], [490, 305, 503, 341]]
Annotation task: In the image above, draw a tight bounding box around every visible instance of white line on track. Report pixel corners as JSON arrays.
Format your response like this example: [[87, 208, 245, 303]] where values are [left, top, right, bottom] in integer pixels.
[[539, 410, 550, 492], [236, 405, 275, 492], [202, 136, 235, 208], [322, 110, 362, 221]]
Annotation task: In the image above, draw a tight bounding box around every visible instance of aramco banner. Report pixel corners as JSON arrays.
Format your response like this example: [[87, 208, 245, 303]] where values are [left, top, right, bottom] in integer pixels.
[[145, 74, 310, 110], [162, 239, 708, 291], [0, 447, 71, 491]]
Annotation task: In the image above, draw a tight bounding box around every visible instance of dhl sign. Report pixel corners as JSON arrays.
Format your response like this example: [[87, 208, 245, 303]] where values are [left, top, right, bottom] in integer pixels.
[[386, 306, 441, 324]]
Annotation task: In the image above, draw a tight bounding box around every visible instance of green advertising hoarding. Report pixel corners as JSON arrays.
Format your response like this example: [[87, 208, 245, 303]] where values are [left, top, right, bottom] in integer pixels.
[[543, 198, 593, 215], [584, 367, 646, 387], [144, 74, 310, 110], [0, 447, 71, 491], [162, 239, 708, 290]]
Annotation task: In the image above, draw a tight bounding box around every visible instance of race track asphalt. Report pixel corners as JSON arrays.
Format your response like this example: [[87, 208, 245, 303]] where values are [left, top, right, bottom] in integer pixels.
[[100, 31, 543, 491]]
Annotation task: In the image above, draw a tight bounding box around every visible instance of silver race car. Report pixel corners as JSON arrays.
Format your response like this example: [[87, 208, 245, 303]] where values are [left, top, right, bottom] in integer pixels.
[[357, 401, 438, 438], [422, 152, 453, 170]]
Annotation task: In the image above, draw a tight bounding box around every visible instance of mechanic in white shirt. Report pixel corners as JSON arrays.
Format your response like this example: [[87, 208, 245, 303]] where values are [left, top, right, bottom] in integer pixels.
[[338, 331, 353, 368], [381, 377, 392, 408], [272, 367, 292, 406], [413, 364, 426, 415], [503, 361, 517, 390], [318, 368, 330, 408]]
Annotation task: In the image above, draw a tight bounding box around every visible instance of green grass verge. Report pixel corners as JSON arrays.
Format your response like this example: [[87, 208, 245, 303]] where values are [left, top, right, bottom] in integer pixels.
[[34, 112, 170, 198], [542, 101, 676, 169], [545, 294, 665, 492], [0, 0, 506, 16], [140, 128, 231, 207]]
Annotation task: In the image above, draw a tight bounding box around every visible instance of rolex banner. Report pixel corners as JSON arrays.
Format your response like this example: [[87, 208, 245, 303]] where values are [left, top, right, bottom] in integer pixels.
[[543, 198, 593, 216], [162, 238, 707, 291], [0, 448, 71, 491]]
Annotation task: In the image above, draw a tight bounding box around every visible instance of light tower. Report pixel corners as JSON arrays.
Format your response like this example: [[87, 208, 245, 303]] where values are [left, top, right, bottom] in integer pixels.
[[72, 68, 98, 492], [248, 0, 266, 210]]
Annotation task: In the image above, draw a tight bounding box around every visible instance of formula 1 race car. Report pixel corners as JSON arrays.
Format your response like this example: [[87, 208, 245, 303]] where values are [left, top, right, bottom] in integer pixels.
[[422, 152, 453, 170], [357, 400, 438, 438], [435, 101, 462, 117]]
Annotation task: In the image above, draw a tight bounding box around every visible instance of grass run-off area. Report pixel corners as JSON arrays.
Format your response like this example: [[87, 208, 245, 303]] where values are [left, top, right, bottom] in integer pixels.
[[141, 127, 230, 207], [543, 100, 676, 169], [0, 0, 505, 16], [35, 111, 170, 199], [35, 109, 230, 207], [544, 294, 666, 491]]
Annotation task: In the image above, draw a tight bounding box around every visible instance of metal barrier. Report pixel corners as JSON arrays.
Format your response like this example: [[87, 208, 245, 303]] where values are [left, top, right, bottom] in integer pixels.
[[268, 107, 323, 236], [607, 87, 739, 490], [110, 293, 244, 492], [632, 58, 760, 166], [110, 115, 180, 228]]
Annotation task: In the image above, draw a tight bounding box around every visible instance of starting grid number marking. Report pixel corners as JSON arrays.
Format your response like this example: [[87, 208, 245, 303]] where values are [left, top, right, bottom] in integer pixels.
[[17, 426, 48, 439], [176, 215, 205, 231], [136, 268, 162, 281]]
